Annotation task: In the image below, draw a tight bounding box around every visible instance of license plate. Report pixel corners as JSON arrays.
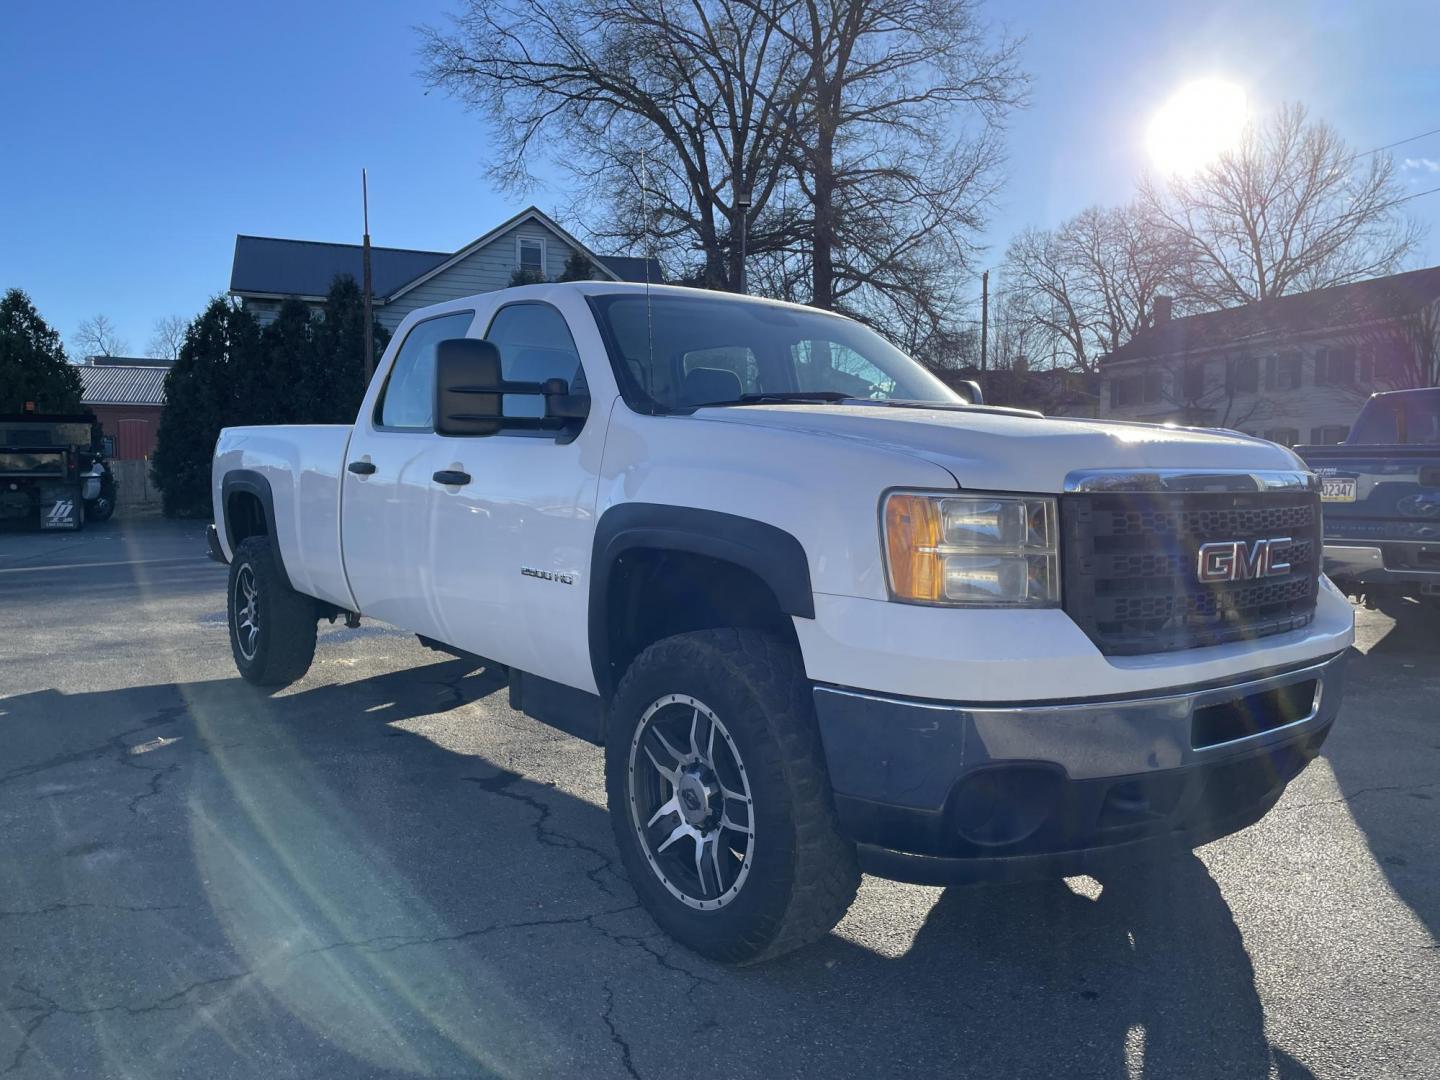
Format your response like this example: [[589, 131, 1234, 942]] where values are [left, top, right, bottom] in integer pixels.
[[1320, 478, 1356, 503]]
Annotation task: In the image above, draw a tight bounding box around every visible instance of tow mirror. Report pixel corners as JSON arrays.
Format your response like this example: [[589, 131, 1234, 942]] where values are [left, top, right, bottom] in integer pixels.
[[435, 338, 505, 437], [434, 338, 591, 439]]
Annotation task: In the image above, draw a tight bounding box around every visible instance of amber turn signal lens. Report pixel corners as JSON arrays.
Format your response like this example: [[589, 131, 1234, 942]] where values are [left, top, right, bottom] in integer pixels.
[[884, 494, 943, 601]]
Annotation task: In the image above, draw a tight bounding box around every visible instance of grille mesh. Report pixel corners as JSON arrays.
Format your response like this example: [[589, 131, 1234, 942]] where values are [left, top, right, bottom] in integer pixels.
[[1061, 490, 1321, 655]]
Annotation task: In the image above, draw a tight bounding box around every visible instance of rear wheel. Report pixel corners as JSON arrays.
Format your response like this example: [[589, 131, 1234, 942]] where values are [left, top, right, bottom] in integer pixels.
[[605, 629, 860, 964], [227, 537, 317, 687]]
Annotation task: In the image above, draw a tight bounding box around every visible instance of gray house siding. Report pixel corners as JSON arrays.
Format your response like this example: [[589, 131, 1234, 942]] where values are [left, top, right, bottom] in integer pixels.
[[380, 223, 583, 331]]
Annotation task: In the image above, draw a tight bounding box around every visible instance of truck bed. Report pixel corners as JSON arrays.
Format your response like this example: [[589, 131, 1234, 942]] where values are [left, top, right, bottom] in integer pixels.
[[212, 424, 356, 610]]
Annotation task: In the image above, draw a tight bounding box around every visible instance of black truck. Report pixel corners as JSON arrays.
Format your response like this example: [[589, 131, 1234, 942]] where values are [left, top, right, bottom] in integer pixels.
[[1298, 387, 1440, 619], [0, 412, 117, 530]]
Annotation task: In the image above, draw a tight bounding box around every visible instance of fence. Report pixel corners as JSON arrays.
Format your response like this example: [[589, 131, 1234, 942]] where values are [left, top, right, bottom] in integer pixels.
[[111, 459, 161, 511]]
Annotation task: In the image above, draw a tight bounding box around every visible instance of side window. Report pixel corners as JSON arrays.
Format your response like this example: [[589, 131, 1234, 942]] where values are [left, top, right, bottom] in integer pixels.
[[485, 303, 584, 420], [375, 311, 475, 429]]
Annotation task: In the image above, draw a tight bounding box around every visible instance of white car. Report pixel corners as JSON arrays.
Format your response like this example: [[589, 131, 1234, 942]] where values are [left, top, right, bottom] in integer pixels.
[[210, 282, 1353, 963]]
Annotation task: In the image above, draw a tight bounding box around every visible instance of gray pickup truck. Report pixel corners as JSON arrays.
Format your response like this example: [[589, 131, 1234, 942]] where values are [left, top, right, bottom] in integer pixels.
[[1298, 387, 1440, 619]]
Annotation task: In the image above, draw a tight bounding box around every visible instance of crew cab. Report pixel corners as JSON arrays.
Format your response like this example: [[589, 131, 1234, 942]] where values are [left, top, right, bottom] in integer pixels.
[[210, 282, 1353, 963], [1298, 387, 1440, 620]]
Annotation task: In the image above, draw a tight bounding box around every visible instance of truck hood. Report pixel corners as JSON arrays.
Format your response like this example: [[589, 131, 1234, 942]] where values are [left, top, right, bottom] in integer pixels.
[[693, 403, 1304, 492]]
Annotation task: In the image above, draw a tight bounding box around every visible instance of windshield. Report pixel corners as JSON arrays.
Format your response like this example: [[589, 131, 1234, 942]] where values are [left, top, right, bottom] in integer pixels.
[[1348, 390, 1440, 445], [588, 292, 961, 411]]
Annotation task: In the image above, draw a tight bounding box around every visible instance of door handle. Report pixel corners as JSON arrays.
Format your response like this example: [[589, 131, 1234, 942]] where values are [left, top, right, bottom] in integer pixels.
[[347, 461, 376, 476], [432, 469, 471, 486]]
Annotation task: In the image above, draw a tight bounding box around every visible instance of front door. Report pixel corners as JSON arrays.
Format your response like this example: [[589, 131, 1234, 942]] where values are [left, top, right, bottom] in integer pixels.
[[423, 300, 602, 690], [342, 309, 476, 639]]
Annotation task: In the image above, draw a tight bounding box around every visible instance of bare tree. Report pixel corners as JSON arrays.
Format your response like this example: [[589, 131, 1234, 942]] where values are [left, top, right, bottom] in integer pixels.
[[1001, 203, 1186, 372], [419, 0, 1025, 338], [73, 314, 128, 360], [1140, 103, 1422, 308], [420, 0, 807, 290], [768, 0, 1024, 326], [1344, 301, 1440, 395], [147, 315, 188, 361]]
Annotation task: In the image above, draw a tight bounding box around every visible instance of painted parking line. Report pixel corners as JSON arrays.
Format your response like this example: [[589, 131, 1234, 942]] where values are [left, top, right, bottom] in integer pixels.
[[0, 556, 215, 575]]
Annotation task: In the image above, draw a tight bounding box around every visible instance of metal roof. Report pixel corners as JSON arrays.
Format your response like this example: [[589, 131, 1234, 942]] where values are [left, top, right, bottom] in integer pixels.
[[230, 209, 663, 301], [80, 364, 169, 406], [594, 254, 664, 282], [230, 236, 452, 298]]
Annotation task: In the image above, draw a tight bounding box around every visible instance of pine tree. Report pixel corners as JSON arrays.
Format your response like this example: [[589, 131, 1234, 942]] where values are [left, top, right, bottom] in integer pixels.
[[557, 249, 594, 282], [255, 298, 317, 424], [151, 298, 261, 517], [0, 288, 83, 413], [310, 275, 389, 423]]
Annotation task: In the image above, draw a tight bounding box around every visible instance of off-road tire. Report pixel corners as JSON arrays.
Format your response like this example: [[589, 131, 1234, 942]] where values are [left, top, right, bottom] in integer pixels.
[[227, 536, 317, 687], [605, 628, 860, 964]]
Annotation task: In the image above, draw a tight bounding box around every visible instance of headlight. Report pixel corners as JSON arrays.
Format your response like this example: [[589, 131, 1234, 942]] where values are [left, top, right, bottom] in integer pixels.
[[882, 492, 1060, 606]]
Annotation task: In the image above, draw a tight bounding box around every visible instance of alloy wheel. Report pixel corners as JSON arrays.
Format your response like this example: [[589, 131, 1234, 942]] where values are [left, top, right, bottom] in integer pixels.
[[234, 564, 260, 660], [627, 694, 755, 910]]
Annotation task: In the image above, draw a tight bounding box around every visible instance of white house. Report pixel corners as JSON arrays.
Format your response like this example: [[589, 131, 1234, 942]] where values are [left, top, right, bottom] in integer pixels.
[[228, 206, 660, 334], [1098, 266, 1440, 445]]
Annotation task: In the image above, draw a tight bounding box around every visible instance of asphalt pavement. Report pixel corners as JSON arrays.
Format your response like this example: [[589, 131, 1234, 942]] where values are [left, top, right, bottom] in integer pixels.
[[1, 516, 1437, 1079]]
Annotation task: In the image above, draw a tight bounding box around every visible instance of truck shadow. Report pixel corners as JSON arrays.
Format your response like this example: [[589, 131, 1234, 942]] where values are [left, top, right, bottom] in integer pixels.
[[1, 659, 1297, 1078], [1322, 613, 1440, 950]]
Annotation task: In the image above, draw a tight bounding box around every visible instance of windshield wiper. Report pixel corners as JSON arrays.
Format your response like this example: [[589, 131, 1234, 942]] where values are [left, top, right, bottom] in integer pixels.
[[692, 391, 853, 408]]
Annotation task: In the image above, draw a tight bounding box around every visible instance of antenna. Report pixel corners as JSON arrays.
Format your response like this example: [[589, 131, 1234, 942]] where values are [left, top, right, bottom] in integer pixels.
[[361, 169, 374, 383], [640, 147, 655, 392]]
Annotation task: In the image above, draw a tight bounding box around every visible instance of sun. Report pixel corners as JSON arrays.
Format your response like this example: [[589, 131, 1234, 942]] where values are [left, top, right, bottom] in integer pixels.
[[1146, 79, 1249, 176]]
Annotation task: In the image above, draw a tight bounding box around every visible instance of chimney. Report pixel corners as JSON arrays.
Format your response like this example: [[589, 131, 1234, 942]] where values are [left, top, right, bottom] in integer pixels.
[[1154, 295, 1173, 325]]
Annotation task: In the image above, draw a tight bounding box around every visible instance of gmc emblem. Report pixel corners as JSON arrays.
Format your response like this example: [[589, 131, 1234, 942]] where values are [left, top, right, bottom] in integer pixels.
[[1196, 537, 1292, 583]]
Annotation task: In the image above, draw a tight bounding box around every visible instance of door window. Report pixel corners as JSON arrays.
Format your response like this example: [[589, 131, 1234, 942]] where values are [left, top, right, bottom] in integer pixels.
[[374, 311, 475, 430], [485, 303, 586, 420]]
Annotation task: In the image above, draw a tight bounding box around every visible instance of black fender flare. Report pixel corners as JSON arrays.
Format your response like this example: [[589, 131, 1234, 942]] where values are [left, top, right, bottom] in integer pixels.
[[587, 502, 815, 699], [220, 470, 294, 591]]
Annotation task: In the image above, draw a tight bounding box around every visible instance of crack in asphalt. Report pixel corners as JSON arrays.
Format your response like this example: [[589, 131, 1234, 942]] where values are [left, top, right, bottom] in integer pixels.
[[1, 905, 647, 1077], [600, 983, 643, 1080], [462, 770, 623, 898], [0, 707, 185, 791], [1275, 778, 1440, 813], [0, 901, 194, 919]]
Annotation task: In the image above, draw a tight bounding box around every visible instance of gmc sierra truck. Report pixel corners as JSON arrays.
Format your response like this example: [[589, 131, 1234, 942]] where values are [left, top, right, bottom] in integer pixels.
[[210, 282, 1353, 963], [1298, 387, 1440, 619]]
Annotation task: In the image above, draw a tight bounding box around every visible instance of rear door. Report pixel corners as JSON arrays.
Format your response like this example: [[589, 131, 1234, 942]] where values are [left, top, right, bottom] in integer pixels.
[[341, 309, 476, 637]]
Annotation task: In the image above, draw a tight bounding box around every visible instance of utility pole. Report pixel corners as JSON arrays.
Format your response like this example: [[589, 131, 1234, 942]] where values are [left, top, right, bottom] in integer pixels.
[[736, 188, 752, 294], [979, 270, 989, 373], [361, 169, 374, 383]]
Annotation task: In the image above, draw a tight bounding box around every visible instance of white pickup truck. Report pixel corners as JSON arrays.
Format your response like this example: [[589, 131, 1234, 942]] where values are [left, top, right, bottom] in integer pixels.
[[211, 281, 1353, 963]]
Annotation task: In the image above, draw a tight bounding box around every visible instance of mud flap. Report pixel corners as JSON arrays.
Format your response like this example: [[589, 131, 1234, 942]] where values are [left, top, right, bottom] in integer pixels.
[[40, 484, 83, 530]]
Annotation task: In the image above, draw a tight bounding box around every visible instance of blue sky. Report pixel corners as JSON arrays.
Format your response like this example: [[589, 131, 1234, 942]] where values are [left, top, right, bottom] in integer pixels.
[[2, 0, 1438, 356]]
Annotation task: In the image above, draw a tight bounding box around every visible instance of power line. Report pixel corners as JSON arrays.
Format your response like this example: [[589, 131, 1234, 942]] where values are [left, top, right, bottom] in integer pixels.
[[1352, 125, 1440, 162]]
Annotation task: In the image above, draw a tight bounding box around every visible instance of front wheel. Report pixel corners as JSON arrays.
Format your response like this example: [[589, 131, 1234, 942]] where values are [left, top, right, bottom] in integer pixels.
[[605, 629, 860, 964], [227, 536, 317, 687], [85, 496, 114, 523]]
